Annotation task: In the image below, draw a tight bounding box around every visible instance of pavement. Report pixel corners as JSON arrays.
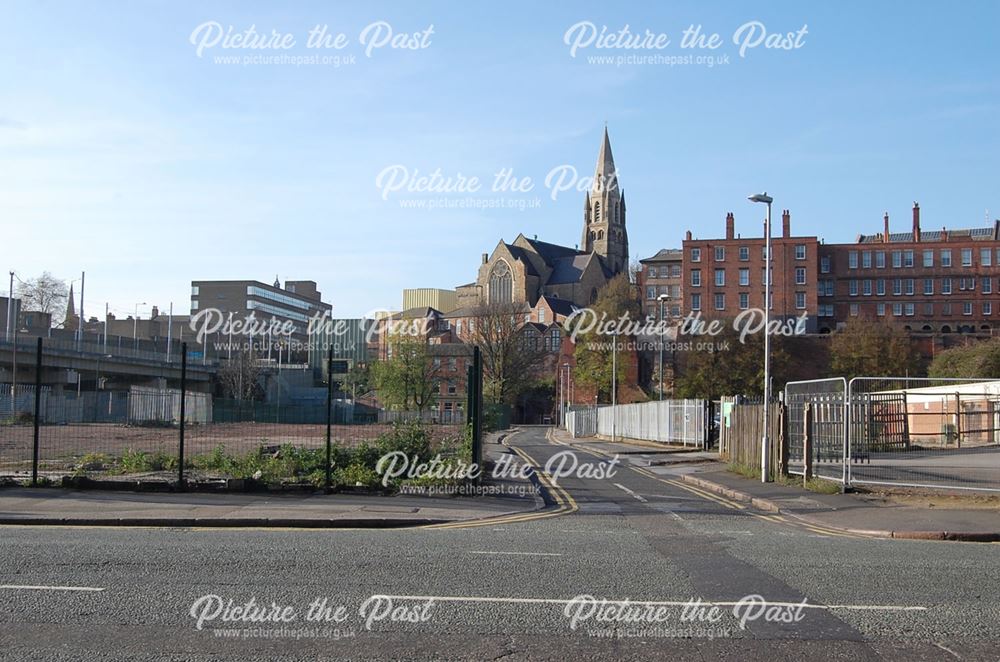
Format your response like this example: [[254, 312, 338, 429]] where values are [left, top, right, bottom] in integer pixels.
[[680, 469, 1000, 542]]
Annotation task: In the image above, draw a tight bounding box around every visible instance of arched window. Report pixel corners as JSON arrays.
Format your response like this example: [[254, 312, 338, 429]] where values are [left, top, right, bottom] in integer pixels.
[[590, 230, 596, 239], [489, 261, 513, 304], [594, 201, 601, 223], [597, 230, 604, 240]]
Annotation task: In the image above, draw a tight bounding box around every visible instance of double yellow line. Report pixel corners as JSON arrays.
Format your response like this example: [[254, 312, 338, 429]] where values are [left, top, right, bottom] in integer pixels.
[[425, 433, 578, 530]]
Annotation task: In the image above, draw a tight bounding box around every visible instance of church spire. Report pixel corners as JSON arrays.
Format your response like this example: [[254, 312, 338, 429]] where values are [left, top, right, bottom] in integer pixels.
[[581, 126, 628, 274], [594, 125, 618, 193], [64, 283, 78, 331]]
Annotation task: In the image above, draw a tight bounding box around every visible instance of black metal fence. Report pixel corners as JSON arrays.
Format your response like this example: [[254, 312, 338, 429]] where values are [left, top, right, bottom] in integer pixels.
[[1, 341, 485, 491]]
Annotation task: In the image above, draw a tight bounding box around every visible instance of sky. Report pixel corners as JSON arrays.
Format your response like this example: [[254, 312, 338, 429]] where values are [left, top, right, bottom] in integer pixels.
[[2, 0, 998, 319]]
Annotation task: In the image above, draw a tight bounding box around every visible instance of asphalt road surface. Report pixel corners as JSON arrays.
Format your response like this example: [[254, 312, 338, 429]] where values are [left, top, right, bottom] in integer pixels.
[[2, 426, 999, 661]]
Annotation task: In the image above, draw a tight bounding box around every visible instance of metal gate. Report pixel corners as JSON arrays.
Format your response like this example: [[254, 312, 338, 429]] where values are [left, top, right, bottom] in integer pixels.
[[784, 378, 848, 483]]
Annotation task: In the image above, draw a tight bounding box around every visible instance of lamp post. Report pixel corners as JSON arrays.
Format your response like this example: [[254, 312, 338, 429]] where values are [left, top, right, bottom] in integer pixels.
[[6, 271, 13, 343], [611, 331, 617, 442], [749, 192, 774, 483], [133, 302, 146, 351], [657, 293, 670, 401], [561, 362, 570, 425]]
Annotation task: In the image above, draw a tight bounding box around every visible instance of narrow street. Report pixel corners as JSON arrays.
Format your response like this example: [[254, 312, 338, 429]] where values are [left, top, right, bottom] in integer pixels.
[[2, 427, 998, 660]]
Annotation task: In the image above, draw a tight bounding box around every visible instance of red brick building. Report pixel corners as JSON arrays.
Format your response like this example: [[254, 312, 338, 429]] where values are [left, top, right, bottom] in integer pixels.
[[820, 204, 1000, 334], [637, 249, 683, 320], [680, 211, 820, 332]]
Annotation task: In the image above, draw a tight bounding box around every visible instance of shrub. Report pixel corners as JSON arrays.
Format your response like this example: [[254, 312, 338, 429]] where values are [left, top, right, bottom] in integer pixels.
[[335, 463, 380, 488], [376, 421, 432, 462]]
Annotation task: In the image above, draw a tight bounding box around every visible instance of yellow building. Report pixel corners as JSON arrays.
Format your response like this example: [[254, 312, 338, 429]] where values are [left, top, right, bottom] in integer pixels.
[[402, 288, 458, 313]]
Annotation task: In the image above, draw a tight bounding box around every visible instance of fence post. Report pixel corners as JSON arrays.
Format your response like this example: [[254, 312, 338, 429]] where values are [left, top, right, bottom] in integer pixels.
[[778, 401, 789, 477], [178, 343, 187, 489], [954, 391, 962, 449], [325, 345, 333, 493], [803, 403, 813, 485], [470, 346, 482, 469], [31, 337, 42, 486]]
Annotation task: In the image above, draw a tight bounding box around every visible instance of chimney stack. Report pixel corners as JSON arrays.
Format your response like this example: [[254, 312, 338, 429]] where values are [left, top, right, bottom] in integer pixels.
[[685, 230, 692, 241], [883, 212, 890, 242], [912, 202, 921, 242], [151, 305, 159, 319], [782, 209, 791, 238], [725, 212, 735, 240]]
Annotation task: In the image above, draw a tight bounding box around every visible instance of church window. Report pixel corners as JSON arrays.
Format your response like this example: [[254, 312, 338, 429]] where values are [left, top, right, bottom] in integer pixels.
[[489, 261, 513, 304], [594, 201, 601, 223]]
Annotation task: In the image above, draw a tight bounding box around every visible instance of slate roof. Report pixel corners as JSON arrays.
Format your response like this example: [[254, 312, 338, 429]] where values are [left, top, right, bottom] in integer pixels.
[[857, 222, 999, 244]]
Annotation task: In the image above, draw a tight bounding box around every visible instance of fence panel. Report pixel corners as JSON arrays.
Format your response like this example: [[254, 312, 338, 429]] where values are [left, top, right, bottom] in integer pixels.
[[591, 400, 705, 446], [719, 400, 782, 476], [846, 378, 1000, 492]]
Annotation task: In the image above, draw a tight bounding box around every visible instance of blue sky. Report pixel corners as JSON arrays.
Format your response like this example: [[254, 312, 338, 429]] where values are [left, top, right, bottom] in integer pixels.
[[2, 1, 998, 318]]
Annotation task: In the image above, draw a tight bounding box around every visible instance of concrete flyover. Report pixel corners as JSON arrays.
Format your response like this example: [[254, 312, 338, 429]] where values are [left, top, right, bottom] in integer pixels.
[[0, 338, 216, 391]]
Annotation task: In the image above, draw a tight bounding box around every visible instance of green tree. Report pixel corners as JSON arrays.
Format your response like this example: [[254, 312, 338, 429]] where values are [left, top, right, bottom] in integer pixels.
[[928, 339, 1000, 379], [371, 336, 439, 412], [570, 274, 641, 402], [828, 319, 921, 380], [674, 324, 791, 400]]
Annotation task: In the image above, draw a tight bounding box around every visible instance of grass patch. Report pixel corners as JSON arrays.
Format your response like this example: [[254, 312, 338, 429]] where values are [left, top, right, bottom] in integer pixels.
[[727, 463, 842, 494]]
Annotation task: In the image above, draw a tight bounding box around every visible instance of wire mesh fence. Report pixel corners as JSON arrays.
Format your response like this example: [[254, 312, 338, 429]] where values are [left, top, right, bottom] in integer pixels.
[[0, 340, 482, 491], [783, 376, 1000, 492], [846, 377, 1000, 492]]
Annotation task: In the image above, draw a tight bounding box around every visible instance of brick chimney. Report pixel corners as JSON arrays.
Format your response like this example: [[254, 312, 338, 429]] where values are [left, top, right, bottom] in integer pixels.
[[941, 227, 949, 242], [912, 202, 921, 242], [685, 230, 692, 241], [883, 212, 890, 242], [151, 305, 159, 319], [725, 212, 735, 240], [782, 209, 791, 238]]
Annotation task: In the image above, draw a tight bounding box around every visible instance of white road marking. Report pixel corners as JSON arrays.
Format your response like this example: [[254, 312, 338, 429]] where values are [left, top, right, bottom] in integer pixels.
[[933, 642, 963, 660], [0, 585, 105, 592], [468, 551, 563, 557], [375, 594, 927, 611], [614, 483, 648, 503]]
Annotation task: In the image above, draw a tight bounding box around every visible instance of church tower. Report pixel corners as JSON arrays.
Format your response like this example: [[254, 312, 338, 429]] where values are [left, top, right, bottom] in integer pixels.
[[581, 127, 629, 274]]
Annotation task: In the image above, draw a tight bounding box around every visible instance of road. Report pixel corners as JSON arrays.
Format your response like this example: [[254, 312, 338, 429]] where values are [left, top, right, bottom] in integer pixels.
[[1, 427, 999, 660]]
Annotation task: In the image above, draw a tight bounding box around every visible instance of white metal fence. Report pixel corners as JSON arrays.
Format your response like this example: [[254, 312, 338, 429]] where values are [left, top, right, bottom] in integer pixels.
[[785, 377, 1000, 492], [566, 400, 706, 447]]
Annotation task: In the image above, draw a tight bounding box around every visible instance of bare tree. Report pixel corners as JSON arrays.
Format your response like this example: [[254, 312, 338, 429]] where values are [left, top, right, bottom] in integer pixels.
[[217, 351, 263, 401], [468, 300, 546, 405], [16, 272, 68, 326]]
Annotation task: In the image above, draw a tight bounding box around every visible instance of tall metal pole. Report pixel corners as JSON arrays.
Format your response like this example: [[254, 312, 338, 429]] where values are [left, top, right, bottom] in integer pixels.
[[6, 271, 13, 343], [178, 342, 187, 488], [78, 271, 85, 352], [167, 302, 173, 361], [762, 199, 773, 483], [103, 302, 108, 354], [611, 331, 617, 442], [658, 296, 665, 401]]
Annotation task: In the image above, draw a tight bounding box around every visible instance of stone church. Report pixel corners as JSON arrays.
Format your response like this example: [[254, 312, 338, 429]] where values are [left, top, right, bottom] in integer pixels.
[[455, 127, 630, 309]]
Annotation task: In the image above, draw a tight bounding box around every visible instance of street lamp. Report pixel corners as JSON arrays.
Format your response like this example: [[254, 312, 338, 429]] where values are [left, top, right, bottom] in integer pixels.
[[657, 293, 670, 401], [561, 362, 570, 425], [6, 271, 14, 343], [748, 192, 774, 483], [133, 302, 146, 351]]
